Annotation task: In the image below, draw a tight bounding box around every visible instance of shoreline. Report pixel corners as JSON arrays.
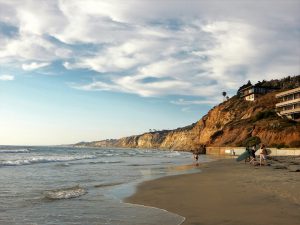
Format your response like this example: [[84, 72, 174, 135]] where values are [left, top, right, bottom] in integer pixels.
[[125, 158, 300, 225]]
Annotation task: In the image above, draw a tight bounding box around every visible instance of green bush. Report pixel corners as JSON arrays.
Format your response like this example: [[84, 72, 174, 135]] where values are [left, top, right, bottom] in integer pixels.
[[289, 140, 300, 148], [270, 143, 288, 149], [252, 110, 276, 122], [243, 136, 261, 147], [274, 118, 297, 131]]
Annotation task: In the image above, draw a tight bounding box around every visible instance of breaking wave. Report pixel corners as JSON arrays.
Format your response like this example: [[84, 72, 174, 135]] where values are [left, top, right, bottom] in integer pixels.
[[94, 182, 123, 188], [44, 185, 87, 200], [0, 149, 30, 153], [166, 151, 181, 157], [89, 160, 124, 164], [0, 155, 96, 166]]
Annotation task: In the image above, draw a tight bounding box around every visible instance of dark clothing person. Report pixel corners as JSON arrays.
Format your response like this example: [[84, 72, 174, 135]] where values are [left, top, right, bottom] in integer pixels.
[[245, 147, 251, 163], [249, 145, 256, 164], [193, 150, 200, 161]]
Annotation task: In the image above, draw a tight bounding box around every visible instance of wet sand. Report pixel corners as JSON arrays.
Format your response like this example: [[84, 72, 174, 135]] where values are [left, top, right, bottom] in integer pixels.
[[125, 158, 300, 225]]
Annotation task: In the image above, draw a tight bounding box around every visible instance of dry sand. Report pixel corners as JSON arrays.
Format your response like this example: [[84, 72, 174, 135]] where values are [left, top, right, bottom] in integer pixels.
[[125, 158, 300, 225]]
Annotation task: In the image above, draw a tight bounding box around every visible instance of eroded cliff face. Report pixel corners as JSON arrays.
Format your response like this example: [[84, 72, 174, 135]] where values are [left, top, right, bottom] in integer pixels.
[[104, 123, 203, 151], [207, 93, 300, 147], [77, 91, 300, 151]]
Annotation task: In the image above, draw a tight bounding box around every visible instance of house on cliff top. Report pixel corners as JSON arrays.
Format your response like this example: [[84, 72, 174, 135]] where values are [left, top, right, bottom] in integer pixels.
[[237, 80, 278, 101], [275, 87, 300, 121]]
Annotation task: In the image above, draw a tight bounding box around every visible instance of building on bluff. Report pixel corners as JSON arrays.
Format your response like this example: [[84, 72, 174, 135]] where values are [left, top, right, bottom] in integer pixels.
[[276, 87, 300, 121], [237, 80, 279, 101]]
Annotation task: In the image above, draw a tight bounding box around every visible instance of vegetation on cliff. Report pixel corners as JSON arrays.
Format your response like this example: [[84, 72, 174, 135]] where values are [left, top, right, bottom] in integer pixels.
[[75, 75, 300, 150]]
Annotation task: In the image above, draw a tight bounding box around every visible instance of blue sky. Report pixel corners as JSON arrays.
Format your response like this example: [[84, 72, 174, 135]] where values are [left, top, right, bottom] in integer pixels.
[[0, 0, 299, 145]]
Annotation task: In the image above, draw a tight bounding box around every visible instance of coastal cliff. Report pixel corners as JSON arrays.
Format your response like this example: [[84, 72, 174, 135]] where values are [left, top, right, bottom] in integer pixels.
[[76, 76, 300, 151]]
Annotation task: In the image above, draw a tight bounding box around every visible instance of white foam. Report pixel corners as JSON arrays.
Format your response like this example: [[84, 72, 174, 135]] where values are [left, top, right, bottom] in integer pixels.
[[0, 155, 96, 166], [0, 149, 30, 153], [166, 151, 181, 157], [123, 202, 185, 225], [44, 186, 87, 200], [89, 160, 123, 164]]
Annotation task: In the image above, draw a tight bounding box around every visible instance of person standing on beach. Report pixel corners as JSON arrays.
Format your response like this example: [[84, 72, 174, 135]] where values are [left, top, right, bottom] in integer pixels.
[[193, 145, 203, 163], [202, 144, 206, 154], [193, 149, 200, 162], [249, 145, 256, 165], [259, 144, 267, 166], [245, 146, 251, 164]]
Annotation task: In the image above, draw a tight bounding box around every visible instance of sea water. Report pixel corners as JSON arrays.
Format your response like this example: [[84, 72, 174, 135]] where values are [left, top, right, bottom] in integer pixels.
[[0, 146, 210, 225]]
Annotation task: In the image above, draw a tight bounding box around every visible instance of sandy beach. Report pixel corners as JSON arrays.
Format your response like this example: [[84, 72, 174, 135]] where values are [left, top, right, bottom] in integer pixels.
[[126, 157, 300, 225]]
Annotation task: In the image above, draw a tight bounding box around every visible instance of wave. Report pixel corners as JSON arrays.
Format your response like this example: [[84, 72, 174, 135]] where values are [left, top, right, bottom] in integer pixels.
[[44, 185, 87, 200], [94, 182, 123, 188], [0, 155, 96, 166], [89, 160, 124, 164], [166, 151, 181, 157], [0, 149, 30, 153], [128, 163, 161, 167]]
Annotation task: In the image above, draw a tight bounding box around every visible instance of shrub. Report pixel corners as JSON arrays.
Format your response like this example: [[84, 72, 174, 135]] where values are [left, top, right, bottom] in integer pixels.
[[236, 141, 244, 147], [247, 127, 253, 132], [270, 143, 288, 149], [252, 110, 276, 122], [289, 140, 300, 148], [274, 118, 297, 131], [243, 136, 261, 147]]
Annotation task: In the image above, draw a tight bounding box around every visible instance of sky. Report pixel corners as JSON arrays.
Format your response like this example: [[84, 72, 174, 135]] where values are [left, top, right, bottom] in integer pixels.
[[0, 0, 299, 145]]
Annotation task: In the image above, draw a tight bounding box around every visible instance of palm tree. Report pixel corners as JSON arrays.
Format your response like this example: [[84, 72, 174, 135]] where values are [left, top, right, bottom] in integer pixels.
[[222, 91, 227, 101]]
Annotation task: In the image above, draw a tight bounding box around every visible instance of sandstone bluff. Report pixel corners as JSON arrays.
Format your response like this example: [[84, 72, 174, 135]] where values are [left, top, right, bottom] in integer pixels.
[[76, 76, 300, 151]]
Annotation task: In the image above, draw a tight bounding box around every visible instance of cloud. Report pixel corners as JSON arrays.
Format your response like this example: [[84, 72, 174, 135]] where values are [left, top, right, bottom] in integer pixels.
[[181, 107, 191, 112], [0, 74, 14, 81], [0, 0, 299, 101], [72, 81, 116, 92], [171, 98, 221, 106], [22, 62, 50, 71], [0, 33, 72, 63]]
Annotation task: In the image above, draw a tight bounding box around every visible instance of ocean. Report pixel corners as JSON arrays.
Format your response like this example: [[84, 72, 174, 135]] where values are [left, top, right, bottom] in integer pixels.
[[0, 146, 210, 225]]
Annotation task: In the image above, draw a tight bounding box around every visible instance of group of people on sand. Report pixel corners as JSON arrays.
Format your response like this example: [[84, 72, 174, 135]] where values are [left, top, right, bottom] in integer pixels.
[[246, 144, 268, 166], [191, 143, 268, 166]]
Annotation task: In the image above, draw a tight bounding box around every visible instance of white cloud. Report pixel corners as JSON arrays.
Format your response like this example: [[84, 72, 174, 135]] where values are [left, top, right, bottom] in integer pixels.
[[63, 39, 163, 73], [54, 0, 136, 44], [181, 107, 191, 112], [72, 81, 116, 92], [0, 74, 14, 81], [22, 62, 50, 71], [171, 98, 221, 106], [0, 33, 71, 62], [0, 0, 299, 100], [63, 62, 73, 70]]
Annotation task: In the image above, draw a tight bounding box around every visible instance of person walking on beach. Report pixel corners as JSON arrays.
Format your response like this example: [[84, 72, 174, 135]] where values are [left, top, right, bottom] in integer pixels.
[[259, 144, 267, 166], [193, 149, 200, 162], [249, 145, 257, 165], [245, 146, 251, 164]]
